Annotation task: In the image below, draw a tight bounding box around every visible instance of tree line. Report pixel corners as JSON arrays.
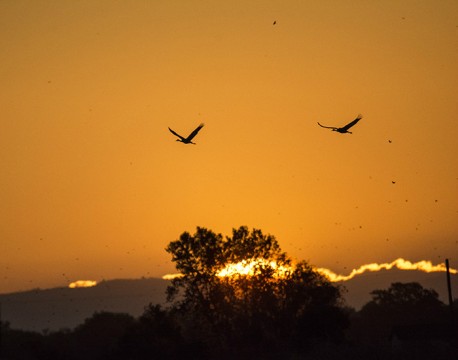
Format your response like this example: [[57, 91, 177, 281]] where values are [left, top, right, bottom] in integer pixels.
[[1, 226, 457, 359]]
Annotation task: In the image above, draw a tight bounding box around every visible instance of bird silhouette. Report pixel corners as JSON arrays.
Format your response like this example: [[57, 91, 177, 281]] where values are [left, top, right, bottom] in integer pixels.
[[168, 123, 204, 144], [318, 114, 362, 134]]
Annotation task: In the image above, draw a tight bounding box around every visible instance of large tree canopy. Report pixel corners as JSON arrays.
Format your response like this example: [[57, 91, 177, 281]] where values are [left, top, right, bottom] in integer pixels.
[[165, 226, 348, 358]]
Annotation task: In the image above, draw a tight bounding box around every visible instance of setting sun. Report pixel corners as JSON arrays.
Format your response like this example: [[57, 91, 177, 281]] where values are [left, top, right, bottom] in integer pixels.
[[216, 258, 292, 278]]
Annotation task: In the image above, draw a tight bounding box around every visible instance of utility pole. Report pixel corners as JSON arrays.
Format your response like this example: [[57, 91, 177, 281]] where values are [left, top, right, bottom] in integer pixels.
[[445, 258, 457, 348], [0, 302, 2, 357], [445, 259, 454, 318]]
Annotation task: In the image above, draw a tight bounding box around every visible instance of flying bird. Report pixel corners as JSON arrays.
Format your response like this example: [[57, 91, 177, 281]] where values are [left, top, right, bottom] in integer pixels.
[[317, 114, 362, 134], [168, 123, 204, 144]]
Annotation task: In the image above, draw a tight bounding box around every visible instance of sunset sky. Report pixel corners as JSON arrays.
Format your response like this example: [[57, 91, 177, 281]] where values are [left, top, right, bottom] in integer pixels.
[[1, 0, 457, 293]]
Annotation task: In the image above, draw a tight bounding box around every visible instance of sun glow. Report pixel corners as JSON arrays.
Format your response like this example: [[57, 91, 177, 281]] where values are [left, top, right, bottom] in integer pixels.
[[161, 259, 290, 280], [216, 259, 291, 278], [68, 280, 98, 288], [163, 258, 457, 282]]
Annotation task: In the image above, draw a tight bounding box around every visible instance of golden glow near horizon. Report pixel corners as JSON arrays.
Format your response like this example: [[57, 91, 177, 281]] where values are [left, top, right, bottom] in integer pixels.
[[163, 258, 458, 282], [1, 1, 457, 294], [68, 280, 97, 289]]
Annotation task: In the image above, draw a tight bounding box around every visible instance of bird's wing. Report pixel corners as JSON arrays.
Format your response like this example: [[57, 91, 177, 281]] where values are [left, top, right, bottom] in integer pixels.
[[340, 114, 362, 131], [168, 127, 185, 141], [317, 122, 337, 130], [185, 123, 205, 141]]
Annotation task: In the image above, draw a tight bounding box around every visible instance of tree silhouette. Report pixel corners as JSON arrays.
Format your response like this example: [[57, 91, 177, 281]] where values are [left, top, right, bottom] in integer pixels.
[[115, 304, 202, 360], [349, 282, 449, 346], [72, 312, 136, 360], [364, 282, 446, 324], [1, 321, 48, 360], [165, 226, 348, 358]]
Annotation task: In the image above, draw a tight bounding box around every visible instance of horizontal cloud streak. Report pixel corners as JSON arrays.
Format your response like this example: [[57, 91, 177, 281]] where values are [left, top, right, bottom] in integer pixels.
[[316, 258, 457, 282], [163, 258, 457, 282], [68, 280, 97, 288]]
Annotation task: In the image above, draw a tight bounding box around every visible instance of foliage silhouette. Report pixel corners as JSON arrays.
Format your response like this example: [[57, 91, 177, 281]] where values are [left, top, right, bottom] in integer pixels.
[[165, 226, 348, 358], [2, 282, 456, 360], [348, 282, 451, 347], [115, 304, 204, 360], [72, 312, 136, 360], [1, 321, 48, 360], [4, 228, 457, 359]]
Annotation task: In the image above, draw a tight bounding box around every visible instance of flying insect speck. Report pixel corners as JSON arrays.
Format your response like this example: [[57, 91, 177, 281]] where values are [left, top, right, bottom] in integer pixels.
[[318, 114, 362, 134], [168, 123, 204, 144]]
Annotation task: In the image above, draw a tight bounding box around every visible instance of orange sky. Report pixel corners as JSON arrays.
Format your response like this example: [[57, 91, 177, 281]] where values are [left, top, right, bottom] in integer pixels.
[[1, 0, 457, 293]]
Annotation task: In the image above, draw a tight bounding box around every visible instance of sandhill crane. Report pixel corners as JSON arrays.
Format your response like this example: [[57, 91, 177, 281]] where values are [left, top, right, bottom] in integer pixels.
[[318, 114, 362, 134], [168, 123, 204, 144]]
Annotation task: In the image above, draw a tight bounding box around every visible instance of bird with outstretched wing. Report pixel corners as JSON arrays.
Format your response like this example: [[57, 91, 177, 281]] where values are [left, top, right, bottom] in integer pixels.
[[318, 114, 362, 134], [168, 123, 205, 144]]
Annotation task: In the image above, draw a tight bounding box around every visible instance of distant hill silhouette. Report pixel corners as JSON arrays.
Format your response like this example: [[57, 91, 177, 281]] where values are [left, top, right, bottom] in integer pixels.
[[0, 278, 169, 332], [1, 270, 456, 332]]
